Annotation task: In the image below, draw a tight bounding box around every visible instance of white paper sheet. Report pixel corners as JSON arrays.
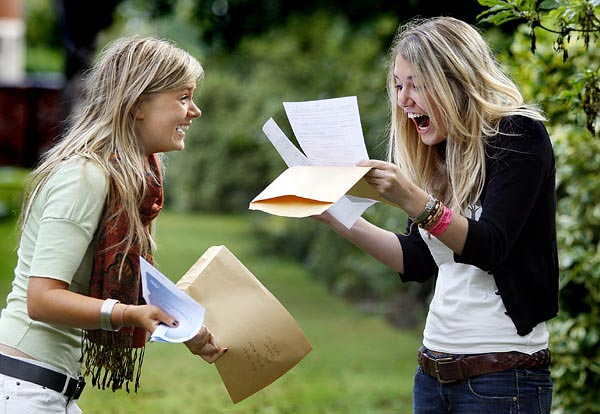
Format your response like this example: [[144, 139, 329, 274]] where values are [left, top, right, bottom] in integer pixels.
[[261, 96, 376, 228], [140, 257, 205, 343], [282, 96, 369, 166], [262, 119, 313, 167]]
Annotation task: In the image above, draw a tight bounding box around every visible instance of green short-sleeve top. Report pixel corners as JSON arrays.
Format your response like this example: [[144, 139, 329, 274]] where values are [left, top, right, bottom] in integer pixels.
[[0, 156, 108, 376]]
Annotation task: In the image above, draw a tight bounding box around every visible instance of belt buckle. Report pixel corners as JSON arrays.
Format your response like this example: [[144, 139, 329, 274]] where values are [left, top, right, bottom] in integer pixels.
[[433, 357, 456, 384]]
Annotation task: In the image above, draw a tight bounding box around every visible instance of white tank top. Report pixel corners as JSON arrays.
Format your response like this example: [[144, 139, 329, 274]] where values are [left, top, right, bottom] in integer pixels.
[[419, 204, 548, 355]]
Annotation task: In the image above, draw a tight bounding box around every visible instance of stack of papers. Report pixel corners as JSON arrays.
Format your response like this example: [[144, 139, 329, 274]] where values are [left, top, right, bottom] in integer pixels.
[[250, 96, 383, 228]]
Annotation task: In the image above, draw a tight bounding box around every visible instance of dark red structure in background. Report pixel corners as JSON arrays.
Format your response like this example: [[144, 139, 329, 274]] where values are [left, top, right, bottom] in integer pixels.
[[0, 0, 120, 168], [0, 82, 63, 167], [0, 0, 58, 168]]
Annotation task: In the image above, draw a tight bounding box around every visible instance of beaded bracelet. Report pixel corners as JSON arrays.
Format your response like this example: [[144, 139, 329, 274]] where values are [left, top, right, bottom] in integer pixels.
[[428, 205, 454, 237], [411, 195, 437, 224], [419, 200, 443, 230], [100, 298, 120, 331]]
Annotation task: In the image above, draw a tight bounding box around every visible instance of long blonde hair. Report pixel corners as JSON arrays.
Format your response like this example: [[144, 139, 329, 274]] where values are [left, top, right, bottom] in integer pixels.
[[21, 36, 203, 263], [387, 17, 544, 211]]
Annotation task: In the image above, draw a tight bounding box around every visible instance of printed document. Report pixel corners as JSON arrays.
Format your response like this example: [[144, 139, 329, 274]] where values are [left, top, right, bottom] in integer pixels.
[[140, 257, 205, 343], [282, 96, 369, 166]]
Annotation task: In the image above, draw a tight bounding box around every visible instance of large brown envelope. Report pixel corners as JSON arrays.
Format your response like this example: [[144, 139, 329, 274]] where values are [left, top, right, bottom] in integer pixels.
[[176, 245, 313, 403], [248, 165, 388, 217]]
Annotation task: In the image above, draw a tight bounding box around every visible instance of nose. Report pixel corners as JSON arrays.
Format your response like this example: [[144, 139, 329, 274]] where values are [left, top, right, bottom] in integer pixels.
[[189, 101, 202, 119], [397, 87, 412, 108]]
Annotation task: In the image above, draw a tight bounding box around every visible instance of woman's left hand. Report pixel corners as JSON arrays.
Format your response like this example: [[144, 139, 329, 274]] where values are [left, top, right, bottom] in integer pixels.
[[357, 159, 430, 218], [184, 325, 228, 363], [357, 160, 411, 205]]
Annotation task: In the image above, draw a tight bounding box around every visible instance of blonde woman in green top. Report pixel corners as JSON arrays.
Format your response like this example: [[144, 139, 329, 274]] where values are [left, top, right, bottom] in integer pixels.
[[0, 36, 226, 413]]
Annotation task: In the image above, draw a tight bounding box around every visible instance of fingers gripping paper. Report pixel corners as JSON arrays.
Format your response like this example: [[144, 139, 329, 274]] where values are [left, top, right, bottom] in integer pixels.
[[176, 245, 313, 403]]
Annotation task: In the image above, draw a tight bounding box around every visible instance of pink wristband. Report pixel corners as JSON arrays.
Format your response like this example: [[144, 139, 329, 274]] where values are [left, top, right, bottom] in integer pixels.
[[429, 206, 454, 237]]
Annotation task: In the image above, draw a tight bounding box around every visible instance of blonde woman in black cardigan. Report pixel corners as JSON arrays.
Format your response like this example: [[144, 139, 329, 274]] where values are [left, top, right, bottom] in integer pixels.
[[314, 17, 558, 414]]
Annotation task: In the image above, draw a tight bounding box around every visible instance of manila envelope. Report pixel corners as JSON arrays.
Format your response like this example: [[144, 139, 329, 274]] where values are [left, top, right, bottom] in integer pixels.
[[248, 165, 388, 218], [176, 245, 313, 403]]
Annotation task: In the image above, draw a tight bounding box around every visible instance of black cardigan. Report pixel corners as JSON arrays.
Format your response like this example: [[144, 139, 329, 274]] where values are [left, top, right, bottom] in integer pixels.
[[398, 115, 559, 336]]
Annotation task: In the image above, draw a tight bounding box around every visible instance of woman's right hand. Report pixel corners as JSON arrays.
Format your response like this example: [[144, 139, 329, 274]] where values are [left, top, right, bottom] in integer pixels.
[[117, 303, 178, 333]]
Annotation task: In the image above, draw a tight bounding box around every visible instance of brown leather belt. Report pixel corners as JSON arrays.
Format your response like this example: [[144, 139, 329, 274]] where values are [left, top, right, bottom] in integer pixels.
[[417, 347, 551, 384]]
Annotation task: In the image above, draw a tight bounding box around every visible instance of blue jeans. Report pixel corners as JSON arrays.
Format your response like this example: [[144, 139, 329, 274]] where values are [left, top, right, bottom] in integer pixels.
[[413, 365, 553, 414]]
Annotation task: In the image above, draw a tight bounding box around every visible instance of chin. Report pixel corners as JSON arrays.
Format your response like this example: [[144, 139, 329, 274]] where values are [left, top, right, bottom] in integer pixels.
[[171, 141, 185, 152], [420, 132, 446, 146], [420, 136, 438, 146]]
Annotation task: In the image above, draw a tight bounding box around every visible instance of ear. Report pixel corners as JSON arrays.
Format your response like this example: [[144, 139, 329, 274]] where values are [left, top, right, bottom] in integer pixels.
[[132, 100, 145, 120]]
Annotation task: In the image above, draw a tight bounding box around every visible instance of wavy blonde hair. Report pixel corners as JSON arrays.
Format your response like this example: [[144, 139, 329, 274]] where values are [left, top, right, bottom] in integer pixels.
[[21, 36, 203, 265], [387, 17, 544, 211]]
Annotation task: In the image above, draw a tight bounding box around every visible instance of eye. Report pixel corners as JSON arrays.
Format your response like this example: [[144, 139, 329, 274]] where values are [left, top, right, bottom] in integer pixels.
[[395, 84, 403, 91]]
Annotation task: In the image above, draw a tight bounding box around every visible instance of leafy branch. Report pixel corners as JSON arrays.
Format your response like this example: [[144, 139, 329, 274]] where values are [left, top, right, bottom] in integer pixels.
[[478, 0, 600, 134]]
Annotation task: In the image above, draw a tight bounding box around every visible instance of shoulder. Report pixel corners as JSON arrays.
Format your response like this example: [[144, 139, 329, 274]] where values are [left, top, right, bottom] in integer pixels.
[[40, 156, 109, 219], [488, 115, 553, 159], [55, 155, 107, 183], [498, 114, 545, 133], [48, 156, 108, 196]]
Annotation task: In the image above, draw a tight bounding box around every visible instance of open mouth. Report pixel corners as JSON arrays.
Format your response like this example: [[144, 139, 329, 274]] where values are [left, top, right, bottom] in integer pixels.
[[407, 113, 431, 133], [175, 124, 189, 135]]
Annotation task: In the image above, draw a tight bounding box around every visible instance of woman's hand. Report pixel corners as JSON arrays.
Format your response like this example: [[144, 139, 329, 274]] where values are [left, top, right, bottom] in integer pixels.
[[357, 159, 429, 218], [310, 210, 337, 226], [357, 160, 410, 205], [125, 308, 227, 362], [119, 303, 179, 334], [184, 325, 228, 363]]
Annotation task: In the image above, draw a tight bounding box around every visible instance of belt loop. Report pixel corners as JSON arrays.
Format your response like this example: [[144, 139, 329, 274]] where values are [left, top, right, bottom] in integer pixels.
[[60, 375, 71, 394], [65, 376, 86, 405]]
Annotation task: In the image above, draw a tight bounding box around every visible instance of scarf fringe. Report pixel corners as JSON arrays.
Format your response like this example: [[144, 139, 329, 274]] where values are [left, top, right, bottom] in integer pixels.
[[82, 330, 145, 393]]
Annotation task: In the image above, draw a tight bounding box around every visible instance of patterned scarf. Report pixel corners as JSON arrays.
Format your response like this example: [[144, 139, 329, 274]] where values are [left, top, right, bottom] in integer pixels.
[[82, 154, 163, 392]]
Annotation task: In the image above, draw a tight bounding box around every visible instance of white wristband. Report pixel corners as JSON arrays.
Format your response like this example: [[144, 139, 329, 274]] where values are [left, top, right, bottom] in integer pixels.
[[99, 299, 120, 331]]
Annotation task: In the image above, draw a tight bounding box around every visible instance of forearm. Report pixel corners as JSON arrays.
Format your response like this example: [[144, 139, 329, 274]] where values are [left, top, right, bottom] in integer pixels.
[[27, 280, 110, 329], [432, 212, 468, 255], [326, 216, 405, 273], [357, 160, 468, 256], [27, 276, 145, 331]]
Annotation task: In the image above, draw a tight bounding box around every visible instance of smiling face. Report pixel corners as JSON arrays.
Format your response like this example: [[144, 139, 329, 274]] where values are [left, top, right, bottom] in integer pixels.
[[134, 82, 201, 155], [394, 55, 447, 146]]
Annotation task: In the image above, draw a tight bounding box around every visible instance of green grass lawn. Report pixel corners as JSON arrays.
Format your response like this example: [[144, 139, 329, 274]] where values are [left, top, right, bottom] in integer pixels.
[[0, 211, 422, 413]]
